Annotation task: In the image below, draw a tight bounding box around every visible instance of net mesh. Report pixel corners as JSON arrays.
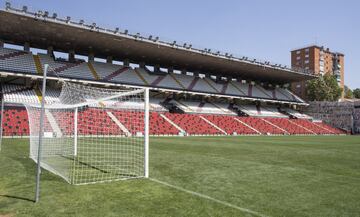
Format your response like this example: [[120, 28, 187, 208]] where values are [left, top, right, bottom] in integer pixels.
[[26, 82, 147, 185]]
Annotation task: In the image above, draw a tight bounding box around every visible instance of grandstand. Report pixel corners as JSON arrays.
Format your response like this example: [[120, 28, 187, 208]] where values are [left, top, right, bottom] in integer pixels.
[[1, 3, 360, 216], [0, 4, 346, 137]]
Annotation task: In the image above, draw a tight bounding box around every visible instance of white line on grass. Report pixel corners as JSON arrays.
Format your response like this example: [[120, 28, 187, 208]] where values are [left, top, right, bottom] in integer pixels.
[[150, 178, 269, 217]]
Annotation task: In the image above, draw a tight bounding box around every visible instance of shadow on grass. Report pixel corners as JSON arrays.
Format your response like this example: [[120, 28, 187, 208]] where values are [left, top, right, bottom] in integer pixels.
[[0, 194, 34, 203]]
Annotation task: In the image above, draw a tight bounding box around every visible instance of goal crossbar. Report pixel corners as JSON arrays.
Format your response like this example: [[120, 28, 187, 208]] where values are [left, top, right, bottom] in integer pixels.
[[24, 88, 146, 110]]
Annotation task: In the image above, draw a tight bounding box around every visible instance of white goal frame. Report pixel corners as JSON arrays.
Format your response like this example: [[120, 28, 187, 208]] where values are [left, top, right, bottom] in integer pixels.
[[26, 65, 150, 202]]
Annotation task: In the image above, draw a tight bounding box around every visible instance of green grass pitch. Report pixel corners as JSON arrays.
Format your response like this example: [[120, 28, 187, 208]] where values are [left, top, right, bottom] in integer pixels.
[[0, 136, 360, 216]]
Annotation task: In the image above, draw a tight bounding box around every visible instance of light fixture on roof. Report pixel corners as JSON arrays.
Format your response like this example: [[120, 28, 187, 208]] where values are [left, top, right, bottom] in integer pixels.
[[183, 43, 187, 48], [66, 16, 71, 23], [91, 23, 97, 29], [79, 19, 84, 25], [148, 35, 152, 40], [225, 53, 229, 57], [5, 2, 10, 10], [154, 36, 159, 42], [187, 44, 192, 49], [171, 41, 176, 46], [44, 11, 49, 17], [124, 29, 128, 34], [135, 33, 140, 38], [216, 51, 220, 55], [22, 5, 27, 12], [52, 13, 57, 19], [37, 10, 43, 16], [114, 27, 119, 33]]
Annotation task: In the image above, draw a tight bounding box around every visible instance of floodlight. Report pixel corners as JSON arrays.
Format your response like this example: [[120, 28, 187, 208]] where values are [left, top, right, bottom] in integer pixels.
[[188, 44, 192, 49], [79, 19, 84, 25], [52, 13, 57, 19], [44, 11, 49, 17], [22, 6, 27, 12], [114, 27, 119, 33], [91, 23, 97, 29], [171, 41, 176, 46], [148, 35, 152, 40], [154, 36, 159, 42], [183, 43, 187, 47], [66, 16, 71, 23], [124, 29, 128, 34], [37, 10, 43, 16]]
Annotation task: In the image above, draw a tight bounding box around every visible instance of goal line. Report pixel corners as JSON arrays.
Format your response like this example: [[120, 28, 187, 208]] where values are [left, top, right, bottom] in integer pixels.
[[150, 178, 269, 217]]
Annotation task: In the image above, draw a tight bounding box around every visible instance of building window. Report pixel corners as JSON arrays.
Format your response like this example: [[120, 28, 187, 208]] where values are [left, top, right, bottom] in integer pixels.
[[296, 84, 301, 88], [305, 54, 309, 58], [296, 50, 301, 54], [296, 56, 301, 60], [305, 60, 309, 64]]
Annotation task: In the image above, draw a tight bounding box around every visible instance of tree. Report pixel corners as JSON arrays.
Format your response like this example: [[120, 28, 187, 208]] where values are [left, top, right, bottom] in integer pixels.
[[344, 86, 353, 99], [354, 88, 360, 99], [306, 74, 342, 101]]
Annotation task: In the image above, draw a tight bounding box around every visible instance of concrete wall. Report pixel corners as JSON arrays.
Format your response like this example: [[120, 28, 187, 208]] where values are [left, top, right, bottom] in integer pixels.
[[302, 101, 359, 134]]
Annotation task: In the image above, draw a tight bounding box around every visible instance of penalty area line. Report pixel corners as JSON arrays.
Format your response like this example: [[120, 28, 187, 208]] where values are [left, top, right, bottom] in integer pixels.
[[149, 178, 269, 217]]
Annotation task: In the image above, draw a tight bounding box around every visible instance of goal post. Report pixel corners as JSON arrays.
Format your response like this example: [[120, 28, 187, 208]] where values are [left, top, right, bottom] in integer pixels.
[[25, 73, 149, 200], [34, 63, 48, 202], [144, 88, 149, 178], [0, 92, 4, 151]]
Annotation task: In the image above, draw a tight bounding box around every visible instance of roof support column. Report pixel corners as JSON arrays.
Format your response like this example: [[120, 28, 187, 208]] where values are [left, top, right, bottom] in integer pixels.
[[0, 40, 3, 48], [139, 62, 146, 68], [167, 67, 173, 73], [69, 50, 75, 62], [47, 46, 54, 57], [154, 65, 160, 73], [181, 69, 187, 75], [123, 59, 130, 67], [106, 56, 113, 64], [24, 42, 30, 52], [88, 52, 94, 62]]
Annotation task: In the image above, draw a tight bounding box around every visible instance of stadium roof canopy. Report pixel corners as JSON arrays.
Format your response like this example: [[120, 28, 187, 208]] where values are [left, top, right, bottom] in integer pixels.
[[0, 5, 316, 84]]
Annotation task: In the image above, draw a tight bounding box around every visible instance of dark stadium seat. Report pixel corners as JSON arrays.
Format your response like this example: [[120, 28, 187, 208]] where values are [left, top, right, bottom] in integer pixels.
[[165, 113, 222, 135], [238, 117, 285, 135], [265, 118, 313, 135], [203, 115, 257, 135]]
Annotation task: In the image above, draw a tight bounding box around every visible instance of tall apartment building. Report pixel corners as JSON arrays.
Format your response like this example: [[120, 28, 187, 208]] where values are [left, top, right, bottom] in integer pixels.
[[291, 45, 344, 100]]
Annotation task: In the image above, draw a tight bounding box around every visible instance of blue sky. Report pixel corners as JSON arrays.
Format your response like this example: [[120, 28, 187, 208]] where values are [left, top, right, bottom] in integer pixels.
[[4, 0, 360, 88]]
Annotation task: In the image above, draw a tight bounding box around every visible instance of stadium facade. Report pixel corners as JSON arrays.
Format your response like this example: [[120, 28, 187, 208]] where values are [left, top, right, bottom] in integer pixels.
[[0, 3, 349, 137]]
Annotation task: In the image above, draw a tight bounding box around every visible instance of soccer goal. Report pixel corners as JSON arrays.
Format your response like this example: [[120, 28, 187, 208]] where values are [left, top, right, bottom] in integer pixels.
[[25, 80, 149, 186]]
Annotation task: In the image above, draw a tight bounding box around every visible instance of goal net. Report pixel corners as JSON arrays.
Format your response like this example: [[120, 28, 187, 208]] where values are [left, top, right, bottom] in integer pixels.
[[25, 82, 149, 185]]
